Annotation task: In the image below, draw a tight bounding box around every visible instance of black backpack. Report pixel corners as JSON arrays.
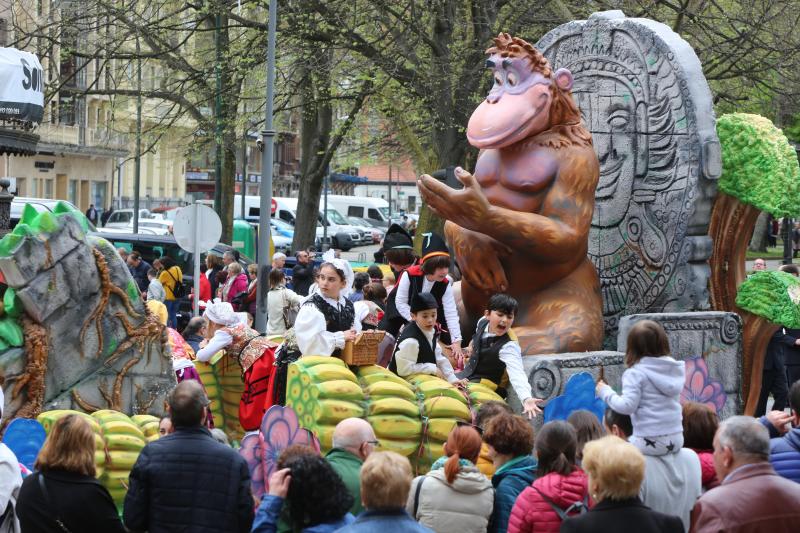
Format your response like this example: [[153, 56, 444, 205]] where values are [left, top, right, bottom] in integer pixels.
[[532, 486, 589, 520], [165, 268, 186, 298]]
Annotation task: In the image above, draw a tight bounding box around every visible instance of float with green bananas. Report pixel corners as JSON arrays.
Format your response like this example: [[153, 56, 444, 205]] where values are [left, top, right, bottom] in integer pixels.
[[37, 409, 159, 509], [285, 356, 505, 472]]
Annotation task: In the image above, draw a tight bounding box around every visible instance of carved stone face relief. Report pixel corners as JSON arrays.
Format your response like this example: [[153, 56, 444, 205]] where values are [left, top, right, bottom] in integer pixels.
[[537, 11, 721, 345]]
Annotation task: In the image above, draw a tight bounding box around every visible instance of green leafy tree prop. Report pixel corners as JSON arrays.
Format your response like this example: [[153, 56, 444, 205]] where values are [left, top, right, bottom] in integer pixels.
[[709, 113, 800, 413]]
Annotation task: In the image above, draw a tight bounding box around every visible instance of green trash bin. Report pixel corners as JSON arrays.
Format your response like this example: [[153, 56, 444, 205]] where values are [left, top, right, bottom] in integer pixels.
[[232, 219, 256, 260]]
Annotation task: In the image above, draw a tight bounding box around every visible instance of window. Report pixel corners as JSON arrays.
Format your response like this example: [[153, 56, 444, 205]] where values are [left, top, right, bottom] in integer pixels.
[[368, 208, 381, 220], [248, 207, 260, 218], [279, 210, 294, 224], [348, 206, 364, 217], [44, 179, 53, 199], [407, 196, 416, 212], [68, 180, 78, 205]]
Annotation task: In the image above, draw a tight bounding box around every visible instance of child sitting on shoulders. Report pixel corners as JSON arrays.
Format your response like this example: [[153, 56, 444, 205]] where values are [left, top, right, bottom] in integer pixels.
[[596, 320, 685, 455], [389, 292, 461, 384], [457, 294, 543, 418]]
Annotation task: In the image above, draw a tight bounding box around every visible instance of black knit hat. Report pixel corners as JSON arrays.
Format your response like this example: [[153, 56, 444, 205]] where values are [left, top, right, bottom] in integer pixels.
[[410, 291, 438, 313], [383, 223, 413, 250], [420, 232, 449, 263]]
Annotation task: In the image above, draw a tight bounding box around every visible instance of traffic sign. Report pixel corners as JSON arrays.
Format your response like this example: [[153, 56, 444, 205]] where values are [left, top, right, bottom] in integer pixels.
[[173, 203, 222, 253], [172, 203, 222, 316]]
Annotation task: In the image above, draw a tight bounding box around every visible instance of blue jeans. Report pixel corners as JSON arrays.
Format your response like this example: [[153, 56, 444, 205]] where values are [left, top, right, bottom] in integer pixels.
[[165, 299, 180, 328]]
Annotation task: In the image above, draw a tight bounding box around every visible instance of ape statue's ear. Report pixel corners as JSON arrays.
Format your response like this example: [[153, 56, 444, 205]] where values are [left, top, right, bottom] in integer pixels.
[[554, 68, 574, 91]]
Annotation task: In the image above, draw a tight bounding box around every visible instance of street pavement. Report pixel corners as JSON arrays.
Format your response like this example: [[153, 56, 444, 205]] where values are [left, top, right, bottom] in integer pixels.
[[341, 243, 380, 263]]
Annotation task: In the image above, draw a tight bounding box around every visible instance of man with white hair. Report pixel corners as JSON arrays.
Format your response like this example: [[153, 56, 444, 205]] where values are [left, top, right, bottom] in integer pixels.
[[0, 387, 22, 533], [271, 252, 287, 270], [326, 418, 379, 516], [690, 416, 800, 532]]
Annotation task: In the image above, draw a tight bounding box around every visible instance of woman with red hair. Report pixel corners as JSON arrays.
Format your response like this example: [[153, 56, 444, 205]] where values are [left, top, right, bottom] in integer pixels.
[[406, 425, 493, 533]]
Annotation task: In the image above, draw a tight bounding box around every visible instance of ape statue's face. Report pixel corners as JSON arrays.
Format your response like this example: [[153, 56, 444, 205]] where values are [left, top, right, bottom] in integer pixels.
[[467, 56, 574, 150]]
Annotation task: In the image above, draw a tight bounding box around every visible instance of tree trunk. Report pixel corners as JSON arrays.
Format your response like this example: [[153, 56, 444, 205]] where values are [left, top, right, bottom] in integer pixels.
[[413, 129, 468, 251], [220, 142, 236, 244], [292, 50, 333, 252], [749, 211, 769, 252]]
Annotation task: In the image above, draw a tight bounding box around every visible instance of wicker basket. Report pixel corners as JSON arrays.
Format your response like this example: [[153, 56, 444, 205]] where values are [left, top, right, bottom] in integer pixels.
[[340, 330, 386, 366]]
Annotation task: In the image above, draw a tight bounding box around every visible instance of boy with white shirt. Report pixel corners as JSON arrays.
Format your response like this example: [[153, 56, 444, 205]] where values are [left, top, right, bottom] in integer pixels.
[[457, 294, 543, 418], [389, 292, 461, 384]]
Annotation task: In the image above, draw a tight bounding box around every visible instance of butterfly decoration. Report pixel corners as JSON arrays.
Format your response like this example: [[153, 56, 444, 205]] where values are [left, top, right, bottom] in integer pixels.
[[239, 404, 320, 499], [681, 356, 727, 416], [2, 418, 46, 472], [544, 372, 605, 424]]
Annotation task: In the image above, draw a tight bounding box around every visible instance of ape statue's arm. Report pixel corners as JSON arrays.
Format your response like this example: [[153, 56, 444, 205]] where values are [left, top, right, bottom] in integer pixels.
[[419, 159, 595, 263]]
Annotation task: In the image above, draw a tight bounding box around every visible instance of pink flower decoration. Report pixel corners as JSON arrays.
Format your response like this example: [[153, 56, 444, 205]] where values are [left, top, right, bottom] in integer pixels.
[[681, 356, 726, 416], [239, 405, 320, 499]]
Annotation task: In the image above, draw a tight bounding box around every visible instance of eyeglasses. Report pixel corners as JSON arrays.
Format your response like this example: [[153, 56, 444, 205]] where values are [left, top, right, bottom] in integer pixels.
[[456, 420, 483, 436]]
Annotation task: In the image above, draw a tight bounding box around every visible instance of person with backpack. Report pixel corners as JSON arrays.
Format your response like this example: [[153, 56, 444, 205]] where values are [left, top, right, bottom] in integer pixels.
[[560, 436, 683, 533], [265, 269, 303, 336], [158, 256, 184, 328], [507, 421, 591, 533], [406, 425, 494, 533]]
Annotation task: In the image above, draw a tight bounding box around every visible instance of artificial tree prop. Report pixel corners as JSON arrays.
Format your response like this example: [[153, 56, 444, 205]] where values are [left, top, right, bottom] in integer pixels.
[[735, 271, 800, 413], [708, 113, 800, 412]]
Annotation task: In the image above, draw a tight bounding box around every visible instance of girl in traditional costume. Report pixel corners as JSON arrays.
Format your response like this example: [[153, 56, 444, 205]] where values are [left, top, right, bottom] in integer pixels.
[[269, 251, 360, 405], [195, 300, 278, 431]]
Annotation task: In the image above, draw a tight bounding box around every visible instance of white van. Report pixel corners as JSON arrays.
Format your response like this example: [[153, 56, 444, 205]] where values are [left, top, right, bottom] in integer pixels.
[[325, 195, 391, 227], [273, 197, 364, 248]]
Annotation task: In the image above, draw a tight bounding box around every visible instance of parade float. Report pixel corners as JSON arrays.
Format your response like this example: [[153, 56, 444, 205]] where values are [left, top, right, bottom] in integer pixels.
[[0, 9, 799, 505]]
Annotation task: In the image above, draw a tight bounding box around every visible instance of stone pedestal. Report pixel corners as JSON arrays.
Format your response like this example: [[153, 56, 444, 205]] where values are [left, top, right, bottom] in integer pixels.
[[513, 311, 743, 428]]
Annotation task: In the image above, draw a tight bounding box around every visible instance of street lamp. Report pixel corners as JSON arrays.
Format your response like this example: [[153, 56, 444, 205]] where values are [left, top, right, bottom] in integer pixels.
[[254, 0, 277, 333]]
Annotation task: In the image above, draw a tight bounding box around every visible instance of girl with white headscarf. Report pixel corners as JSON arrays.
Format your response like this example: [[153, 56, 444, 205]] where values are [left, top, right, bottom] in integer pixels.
[[269, 253, 361, 405], [195, 300, 278, 431]]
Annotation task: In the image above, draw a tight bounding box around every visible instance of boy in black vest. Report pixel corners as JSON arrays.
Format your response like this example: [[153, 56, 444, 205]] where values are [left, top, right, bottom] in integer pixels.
[[457, 294, 544, 418], [389, 292, 461, 384]]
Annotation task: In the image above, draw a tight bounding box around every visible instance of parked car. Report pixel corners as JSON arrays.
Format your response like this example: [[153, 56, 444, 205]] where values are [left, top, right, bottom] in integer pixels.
[[10, 197, 97, 231], [104, 208, 158, 229], [120, 219, 173, 235], [347, 216, 384, 244], [270, 218, 295, 238], [273, 197, 357, 250], [327, 195, 391, 228]]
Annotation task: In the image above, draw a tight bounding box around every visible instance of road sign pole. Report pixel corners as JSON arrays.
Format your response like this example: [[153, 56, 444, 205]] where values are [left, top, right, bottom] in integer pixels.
[[254, 0, 277, 333], [193, 201, 202, 316]]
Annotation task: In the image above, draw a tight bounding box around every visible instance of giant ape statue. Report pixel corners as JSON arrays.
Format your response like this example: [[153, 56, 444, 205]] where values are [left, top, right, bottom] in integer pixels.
[[418, 33, 603, 355]]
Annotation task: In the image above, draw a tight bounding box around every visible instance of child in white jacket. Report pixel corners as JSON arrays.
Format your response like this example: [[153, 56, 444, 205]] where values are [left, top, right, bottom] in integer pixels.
[[596, 320, 685, 455]]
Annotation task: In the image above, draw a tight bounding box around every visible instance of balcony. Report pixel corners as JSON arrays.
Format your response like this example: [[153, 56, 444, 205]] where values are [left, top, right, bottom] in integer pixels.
[[37, 123, 80, 145], [36, 124, 129, 155], [88, 128, 128, 151]]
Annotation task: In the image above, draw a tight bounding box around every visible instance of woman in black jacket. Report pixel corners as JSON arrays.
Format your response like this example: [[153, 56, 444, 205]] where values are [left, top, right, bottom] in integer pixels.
[[560, 436, 683, 533], [16, 414, 125, 533]]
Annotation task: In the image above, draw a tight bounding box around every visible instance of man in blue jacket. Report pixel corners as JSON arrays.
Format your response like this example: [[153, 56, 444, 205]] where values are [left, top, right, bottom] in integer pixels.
[[768, 381, 800, 483], [123, 381, 254, 533]]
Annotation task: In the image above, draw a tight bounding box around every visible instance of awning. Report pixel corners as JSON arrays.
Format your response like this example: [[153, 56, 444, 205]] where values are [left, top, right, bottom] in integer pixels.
[[0, 128, 39, 156], [330, 172, 368, 184]]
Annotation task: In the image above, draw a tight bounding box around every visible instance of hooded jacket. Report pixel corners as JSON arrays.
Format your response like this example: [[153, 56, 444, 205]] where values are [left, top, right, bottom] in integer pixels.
[[770, 427, 800, 483], [490, 455, 537, 533], [507, 469, 590, 533], [406, 465, 494, 533], [599, 356, 685, 438]]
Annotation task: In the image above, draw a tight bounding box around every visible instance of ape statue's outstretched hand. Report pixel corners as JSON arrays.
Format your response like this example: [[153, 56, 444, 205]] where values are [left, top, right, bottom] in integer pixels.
[[418, 167, 490, 232]]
